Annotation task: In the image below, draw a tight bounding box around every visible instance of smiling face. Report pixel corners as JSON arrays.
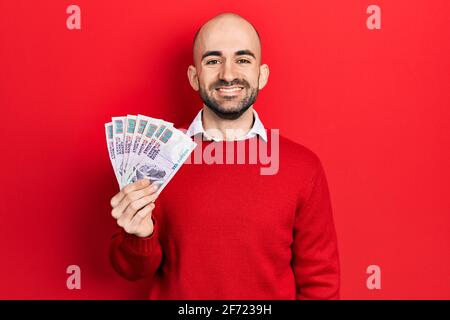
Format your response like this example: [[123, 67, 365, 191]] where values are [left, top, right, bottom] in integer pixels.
[[188, 13, 269, 120]]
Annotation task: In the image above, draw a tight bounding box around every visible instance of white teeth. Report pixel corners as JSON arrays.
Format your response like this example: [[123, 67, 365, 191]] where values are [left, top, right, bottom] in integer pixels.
[[218, 87, 242, 92]]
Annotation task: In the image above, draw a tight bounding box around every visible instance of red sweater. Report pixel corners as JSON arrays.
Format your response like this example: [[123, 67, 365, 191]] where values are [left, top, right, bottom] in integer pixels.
[[109, 132, 340, 299]]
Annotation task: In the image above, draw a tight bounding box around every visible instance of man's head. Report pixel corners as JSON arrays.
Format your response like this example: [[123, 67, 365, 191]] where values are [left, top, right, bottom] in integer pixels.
[[187, 13, 269, 120]]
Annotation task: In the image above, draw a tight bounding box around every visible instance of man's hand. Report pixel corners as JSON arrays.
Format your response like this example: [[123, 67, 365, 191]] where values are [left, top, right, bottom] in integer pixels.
[[110, 179, 159, 238]]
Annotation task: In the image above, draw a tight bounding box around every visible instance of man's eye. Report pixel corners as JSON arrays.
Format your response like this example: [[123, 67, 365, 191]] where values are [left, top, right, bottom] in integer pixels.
[[206, 60, 220, 65], [237, 59, 251, 64]]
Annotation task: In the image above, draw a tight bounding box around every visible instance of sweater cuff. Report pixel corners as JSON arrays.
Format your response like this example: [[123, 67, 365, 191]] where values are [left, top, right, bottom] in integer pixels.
[[122, 216, 159, 255]]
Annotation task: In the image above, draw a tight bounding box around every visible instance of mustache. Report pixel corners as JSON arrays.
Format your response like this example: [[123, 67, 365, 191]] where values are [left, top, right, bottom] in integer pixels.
[[211, 79, 250, 89]]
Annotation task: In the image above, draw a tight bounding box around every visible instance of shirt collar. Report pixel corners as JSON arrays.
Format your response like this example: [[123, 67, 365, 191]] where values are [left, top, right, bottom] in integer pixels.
[[186, 108, 267, 142]]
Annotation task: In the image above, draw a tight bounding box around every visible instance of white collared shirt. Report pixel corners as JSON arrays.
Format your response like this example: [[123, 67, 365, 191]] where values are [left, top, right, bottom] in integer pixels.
[[186, 108, 267, 142]]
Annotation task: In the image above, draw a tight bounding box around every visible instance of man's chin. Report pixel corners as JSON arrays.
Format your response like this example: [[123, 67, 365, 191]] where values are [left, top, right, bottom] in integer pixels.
[[206, 104, 248, 120]]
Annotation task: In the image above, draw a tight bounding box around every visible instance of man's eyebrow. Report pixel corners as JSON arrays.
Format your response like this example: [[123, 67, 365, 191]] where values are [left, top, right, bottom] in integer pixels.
[[202, 51, 222, 60], [201, 49, 256, 60], [235, 50, 256, 59]]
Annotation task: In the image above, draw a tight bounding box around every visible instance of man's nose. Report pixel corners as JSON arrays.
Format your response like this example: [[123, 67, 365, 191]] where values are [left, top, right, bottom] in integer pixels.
[[218, 60, 238, 83]]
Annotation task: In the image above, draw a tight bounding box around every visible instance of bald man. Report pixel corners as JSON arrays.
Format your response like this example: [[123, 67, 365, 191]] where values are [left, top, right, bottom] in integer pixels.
[[109, 13, 340, 300]]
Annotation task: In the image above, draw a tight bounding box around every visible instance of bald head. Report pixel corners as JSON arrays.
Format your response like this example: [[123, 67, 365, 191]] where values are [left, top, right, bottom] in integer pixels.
[[187, 13, 270, 121], [192, 13, 262, 65]]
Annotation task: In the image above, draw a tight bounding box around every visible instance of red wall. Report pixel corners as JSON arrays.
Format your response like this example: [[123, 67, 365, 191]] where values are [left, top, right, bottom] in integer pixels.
[[1, 0, 449, 299]]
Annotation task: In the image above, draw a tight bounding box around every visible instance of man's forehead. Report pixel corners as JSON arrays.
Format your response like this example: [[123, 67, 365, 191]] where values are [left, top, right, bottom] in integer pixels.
[[195, 25, 261, 59], [193, 14, 261, 62]]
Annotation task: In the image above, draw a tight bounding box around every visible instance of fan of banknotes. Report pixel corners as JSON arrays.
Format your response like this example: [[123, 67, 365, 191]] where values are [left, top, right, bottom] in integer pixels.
[[105, 115, 197, 193]]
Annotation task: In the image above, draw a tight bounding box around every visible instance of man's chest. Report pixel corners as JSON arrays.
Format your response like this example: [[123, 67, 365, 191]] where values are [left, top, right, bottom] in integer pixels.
[[155, 163, 300, 248]]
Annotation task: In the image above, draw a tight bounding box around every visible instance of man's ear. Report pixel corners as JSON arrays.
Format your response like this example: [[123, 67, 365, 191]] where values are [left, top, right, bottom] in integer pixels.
[[258, 64, 270, 90], [187, 65, 200, 91]]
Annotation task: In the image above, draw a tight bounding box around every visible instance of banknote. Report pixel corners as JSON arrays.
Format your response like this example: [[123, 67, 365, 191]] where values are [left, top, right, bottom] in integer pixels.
[[112, 116, 126, 181], [125, 125, 197, 194], [105, 114, 196, 192], [121, 114, 148, 186], [122, 117, 173, 187], [121, 115, 137, 186]]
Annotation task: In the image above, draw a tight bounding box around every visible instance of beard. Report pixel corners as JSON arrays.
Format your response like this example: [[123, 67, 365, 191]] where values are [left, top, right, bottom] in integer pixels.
[[199, 78, 259, 120]]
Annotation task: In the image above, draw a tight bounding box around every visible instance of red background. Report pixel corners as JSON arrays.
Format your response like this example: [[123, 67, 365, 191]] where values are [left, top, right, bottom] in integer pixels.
[[1, 0, 449, 299]]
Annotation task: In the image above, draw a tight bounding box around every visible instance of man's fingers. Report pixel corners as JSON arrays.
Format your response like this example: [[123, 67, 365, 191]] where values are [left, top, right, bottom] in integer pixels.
[[111, 182, 158, 219], [110, 178, 150, 208], [122, 193, 158, 218], [125, 203, 155, 234], [110, 179, 150, 208], [113, 183, 158, 216], [116, 193, 158, 227]]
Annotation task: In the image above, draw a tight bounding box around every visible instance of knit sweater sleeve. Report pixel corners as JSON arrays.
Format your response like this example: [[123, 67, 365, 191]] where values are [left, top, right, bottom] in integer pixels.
[[109, 214, 163, 281], [292, 158, 340, 299]]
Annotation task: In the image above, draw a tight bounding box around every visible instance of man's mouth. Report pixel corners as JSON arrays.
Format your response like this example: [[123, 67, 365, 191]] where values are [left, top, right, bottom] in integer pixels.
[[215, 86, 244, 94]]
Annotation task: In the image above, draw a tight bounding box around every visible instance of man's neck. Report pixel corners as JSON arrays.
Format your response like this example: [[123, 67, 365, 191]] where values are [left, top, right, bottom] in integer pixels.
[[201, 105, 254, 141]]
